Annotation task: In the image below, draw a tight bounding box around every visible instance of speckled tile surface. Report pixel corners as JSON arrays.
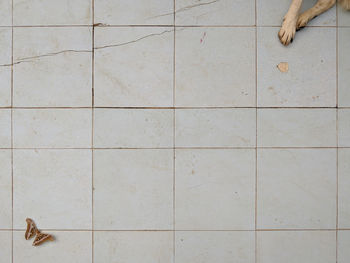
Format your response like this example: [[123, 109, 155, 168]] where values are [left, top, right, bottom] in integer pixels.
[[0, 0, 349, 262]]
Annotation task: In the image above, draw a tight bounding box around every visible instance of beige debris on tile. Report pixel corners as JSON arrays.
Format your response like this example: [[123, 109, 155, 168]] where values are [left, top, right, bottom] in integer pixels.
[[277, 62, 289, 73]]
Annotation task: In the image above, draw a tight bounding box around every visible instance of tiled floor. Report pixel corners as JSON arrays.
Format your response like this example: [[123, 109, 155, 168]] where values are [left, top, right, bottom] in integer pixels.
[[0, 0, 349, 262]]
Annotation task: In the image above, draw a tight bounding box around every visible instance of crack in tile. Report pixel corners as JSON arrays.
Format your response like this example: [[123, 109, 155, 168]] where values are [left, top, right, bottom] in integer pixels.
[[147, 0, 220, 20], [0, 29, 182, 67], [17, 49, 92, 61], [0, 60, 33, 67], [0, 49, 92, 67], [94, 29, 175, 50]]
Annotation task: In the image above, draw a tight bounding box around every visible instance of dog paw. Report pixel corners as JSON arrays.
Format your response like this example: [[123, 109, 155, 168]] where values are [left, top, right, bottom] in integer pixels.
[[296, 13, 310, 30], [278, 18, 296, 46]]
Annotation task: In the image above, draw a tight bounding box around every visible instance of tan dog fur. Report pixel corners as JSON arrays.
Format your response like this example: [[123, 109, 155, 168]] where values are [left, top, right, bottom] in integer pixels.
[[279, 0, 350, 46]]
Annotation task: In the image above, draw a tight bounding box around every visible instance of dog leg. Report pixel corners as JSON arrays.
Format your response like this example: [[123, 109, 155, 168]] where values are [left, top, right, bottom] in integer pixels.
[[279, 0, 303, 46], [339, 0, 350, 10], [297, 0, 335, 29]]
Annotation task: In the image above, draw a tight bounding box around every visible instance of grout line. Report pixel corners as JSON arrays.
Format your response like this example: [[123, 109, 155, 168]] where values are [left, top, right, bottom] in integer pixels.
[[336, 11, 339, 109], [91, 0, 95, 262], [255, 17, 258, 263], [336, 3, 339, 262], [0, 106, 344, 109], [3, 25, 95, 28], [1, 146, 348, 150], [255, 228, 339, 232], [0, 24, 345, 28], [255, 25, 337, 28], [336, 121, 339, 263], [2, 105, 349, 109], [11, 0, 14, 261], [173, 1, 176, 262], [0, 146, 347, 150], [1, 228, 343, 232]]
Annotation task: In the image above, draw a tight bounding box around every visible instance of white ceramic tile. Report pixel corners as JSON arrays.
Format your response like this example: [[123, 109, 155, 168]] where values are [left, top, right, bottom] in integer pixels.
[[13, 0, 91, 25], [94, 27, 173, 107], [0, 150, 11, 229], [176, 231, 255, 263], [176, 149, 255, 230], [94, 149, 173, 230], [13, 27, 92, 107], [0, 28, 11, 64], [0, 0, 342, 261], [13, 150, 92, 229], [338, 3, 350, 26], [0, 68, 11, 107], [13, 231, 91, 263], [175, 0, 255, 26], [94, 109, 173, 148], [257, 0, 336, 26], [258, 109, 337, 147], [95, 0, 173, 25], [0, 28, 11, 107], [339, 149, 350, 228], [94, 231, 173, 263], [339, 109, 350, 147], [258, 27, 336, 107], [176, 109, 256, 147], [13, 109, 91, 148], [175, 27, 255, 107], [257, 149, 336, 229], [257, 231, 336, 263], [0, 109, 11, 148], [339, 28, 350, 107], [0, 231, 12, 262], [338, 231, 350, 263], [0, 0, 11, 26]]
